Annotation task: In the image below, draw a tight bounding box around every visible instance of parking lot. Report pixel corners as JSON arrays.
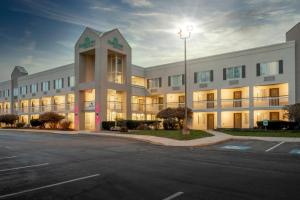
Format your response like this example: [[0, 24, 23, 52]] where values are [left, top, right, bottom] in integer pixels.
[[1, 131, 300, 200], [205, 139, 300, 155]]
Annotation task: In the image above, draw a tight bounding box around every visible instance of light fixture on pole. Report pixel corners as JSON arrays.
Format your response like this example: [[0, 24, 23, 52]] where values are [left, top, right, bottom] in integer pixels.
[[178, 25, 193, 135]]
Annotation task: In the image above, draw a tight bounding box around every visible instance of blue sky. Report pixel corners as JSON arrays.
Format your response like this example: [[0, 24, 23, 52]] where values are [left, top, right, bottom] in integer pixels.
[[0, 0, 299, 81]]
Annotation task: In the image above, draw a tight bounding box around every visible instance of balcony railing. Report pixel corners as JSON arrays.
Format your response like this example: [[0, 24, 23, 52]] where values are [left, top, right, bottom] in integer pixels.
[[193, 100, 217, 110], [145, 103, 164, 113], [167, 102, 185, 108], [131, 103, 145, 112], [52, 103, 65, 112], [253, 96, 288, 108], [30, 106, 40, 113], [107, 101, 122, 111], [221, 98, 249, 109], [66, 102, 74, 111], [84, 101, 95, 111], [40, 105, 52, 112]]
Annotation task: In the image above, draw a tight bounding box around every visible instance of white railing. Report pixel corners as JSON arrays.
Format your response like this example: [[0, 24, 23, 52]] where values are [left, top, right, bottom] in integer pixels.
[[221, 98, 249, 109], [145, 104, 164, 113], [253, 96, 288, 108], [131, 103, 145, 112], [166, 102, 185, 108], [193, 100, 217, 110]]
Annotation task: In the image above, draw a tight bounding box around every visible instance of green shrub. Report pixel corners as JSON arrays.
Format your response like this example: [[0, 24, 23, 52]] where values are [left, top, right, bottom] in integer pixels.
[[102, 121, 116, 130], [39, 112, 64, 129], [257, 120, 298, 130], [163, 118, 178, 130], [16, 122, 25, 128], [0, 114, 18, 127], [30, 119, 43, 127], [59, 119, 71, 130]]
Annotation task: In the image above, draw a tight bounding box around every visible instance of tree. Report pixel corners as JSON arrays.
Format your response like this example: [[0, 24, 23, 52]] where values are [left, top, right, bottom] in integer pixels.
[[156, 107, 192, 130], [284, 104, 300, 124], [0, 114, 18, 127], [39, 112, 65, 129]]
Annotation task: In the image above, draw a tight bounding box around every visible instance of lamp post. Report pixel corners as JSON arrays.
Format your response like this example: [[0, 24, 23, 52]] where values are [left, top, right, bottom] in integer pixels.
[[178, 25, 192, 135]]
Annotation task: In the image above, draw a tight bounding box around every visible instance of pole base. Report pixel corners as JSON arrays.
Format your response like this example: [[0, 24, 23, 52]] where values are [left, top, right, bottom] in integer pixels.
[[182, 128, 190, 135]]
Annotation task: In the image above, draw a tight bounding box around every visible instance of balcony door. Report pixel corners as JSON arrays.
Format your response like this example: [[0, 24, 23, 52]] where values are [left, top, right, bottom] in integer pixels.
[[269, 88, 279, 106], [234, 113, 242, 128], [233, 91, 242, 108], [206, 93, 214, 109], [178, 96, 185, 107], [270, 112, 279, 121], [207, 114, 214, 130]]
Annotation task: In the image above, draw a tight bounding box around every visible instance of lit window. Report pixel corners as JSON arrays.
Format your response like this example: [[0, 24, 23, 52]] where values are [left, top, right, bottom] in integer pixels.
[[132, 76, 145, 87]]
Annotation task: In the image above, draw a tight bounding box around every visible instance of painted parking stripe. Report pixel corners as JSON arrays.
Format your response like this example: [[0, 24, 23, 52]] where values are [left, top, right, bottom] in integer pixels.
[[163, 192, 184, 200], [265, 141, 285, 152], [0, 156, 17, 160], [0, 163, 49, 173], [289, 149, 300, 155], [0, 174, 100, 199], [221, 145, 251, 151]]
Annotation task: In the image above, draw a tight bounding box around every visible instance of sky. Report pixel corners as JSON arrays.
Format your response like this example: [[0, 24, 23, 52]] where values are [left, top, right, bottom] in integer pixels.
[[0, 0, 300, 81]]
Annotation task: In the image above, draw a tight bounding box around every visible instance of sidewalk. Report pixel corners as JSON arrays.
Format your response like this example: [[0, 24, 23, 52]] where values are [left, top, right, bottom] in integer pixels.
[[1, 128, 300, 147]]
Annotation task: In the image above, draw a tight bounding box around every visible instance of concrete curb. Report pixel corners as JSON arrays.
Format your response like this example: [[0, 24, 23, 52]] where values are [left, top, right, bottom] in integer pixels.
[[1, 128, 300, 146]]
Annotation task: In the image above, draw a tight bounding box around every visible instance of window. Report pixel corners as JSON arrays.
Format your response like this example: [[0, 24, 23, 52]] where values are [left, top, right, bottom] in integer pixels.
[[108, 55, 124, 84], [54, 78, 64, 89], [132, 76, 145, 87], [257, 60, 283, 76], [169, 74, 184, 87], [147, 78, 162, 89], [41, 81, 50, 91], [4, 89, 9, 97], [30, 83, 38, 94], [223, 65, 245, 80], [194, 70, 213, 83], [68, 76, 75, 87], [13, 88, 19, 96], [20, 86, 27, 95]]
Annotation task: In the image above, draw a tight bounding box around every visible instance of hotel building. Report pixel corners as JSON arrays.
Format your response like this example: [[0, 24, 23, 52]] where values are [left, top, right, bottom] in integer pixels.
[[1, 22, 300, 131]]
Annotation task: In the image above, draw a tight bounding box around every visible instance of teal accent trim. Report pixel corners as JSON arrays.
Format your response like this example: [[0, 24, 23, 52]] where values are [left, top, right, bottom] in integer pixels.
[[79, 37, 95, 49], [108, 37, 123, 50]]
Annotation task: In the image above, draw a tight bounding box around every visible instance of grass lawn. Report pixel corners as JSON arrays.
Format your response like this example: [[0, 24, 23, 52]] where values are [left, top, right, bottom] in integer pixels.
[[219, 129, 300, 137], [130, 129, 213, 140]]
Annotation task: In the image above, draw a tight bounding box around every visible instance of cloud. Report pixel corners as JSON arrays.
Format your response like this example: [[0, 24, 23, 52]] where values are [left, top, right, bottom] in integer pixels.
[[8, 0, 300, 71], [122, 0, 152, 7]]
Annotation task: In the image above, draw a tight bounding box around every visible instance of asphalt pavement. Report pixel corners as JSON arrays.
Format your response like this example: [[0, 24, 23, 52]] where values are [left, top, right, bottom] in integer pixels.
[[0, 131, 300, 200]]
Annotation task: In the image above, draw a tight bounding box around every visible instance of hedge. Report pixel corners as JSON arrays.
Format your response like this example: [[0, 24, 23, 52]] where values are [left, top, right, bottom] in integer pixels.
[[102, 120, 160, 130], [257, 120, 298, 130]]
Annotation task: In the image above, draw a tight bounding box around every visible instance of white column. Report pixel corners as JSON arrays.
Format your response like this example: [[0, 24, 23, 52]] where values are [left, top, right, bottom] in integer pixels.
[[249, 85, 254, 128], [217, 88, 222, 128]]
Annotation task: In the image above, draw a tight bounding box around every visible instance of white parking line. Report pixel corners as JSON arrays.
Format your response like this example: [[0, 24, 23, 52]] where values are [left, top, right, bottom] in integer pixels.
[[0, 156, 17, 160], [0, 174, 100, 199], [163, 192, 184, 200], [0, 163, 49, 172], [265, 141, 285, 152]]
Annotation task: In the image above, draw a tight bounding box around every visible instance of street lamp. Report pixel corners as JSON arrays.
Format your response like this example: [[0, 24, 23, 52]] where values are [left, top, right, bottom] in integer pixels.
[[178, 25, 193, 135]]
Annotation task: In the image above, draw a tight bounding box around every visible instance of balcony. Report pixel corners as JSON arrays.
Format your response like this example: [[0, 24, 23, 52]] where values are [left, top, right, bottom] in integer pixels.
[[66, 102, 74, 111], [107, 101, 122, 111], [17, 107, 29, 114], [146, 103, 164, 113], [131, 103, 145, 112], [221, 98, 249, 109], [84, 101, 95, 111], [30, 106, 40, 113], [193, 100, 217, 110], [167, 102, 185, 108], [40, 105, 52, 112], [52, 103, 65, 112], [253, 96, 288, 108]]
